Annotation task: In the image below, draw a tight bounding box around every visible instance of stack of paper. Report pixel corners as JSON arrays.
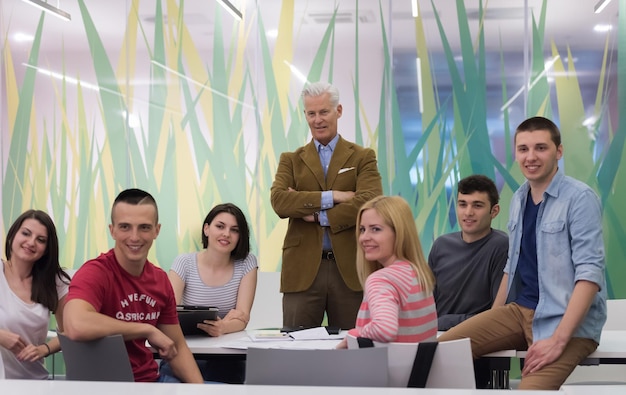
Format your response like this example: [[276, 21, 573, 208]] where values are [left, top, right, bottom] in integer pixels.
[[249, 330, 293, 342], [288, 327, 344, 340]]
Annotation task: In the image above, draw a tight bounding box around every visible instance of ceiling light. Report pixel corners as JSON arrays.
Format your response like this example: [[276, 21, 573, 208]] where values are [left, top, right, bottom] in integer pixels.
[[411, 0, 419, 18], [14, 33, 35, 42], [216, 0, 242, 21], [415, 58, 423, 114], [594, 24, 613, 32], [22, 0, 71, 21], [594, 0, 613, 14]]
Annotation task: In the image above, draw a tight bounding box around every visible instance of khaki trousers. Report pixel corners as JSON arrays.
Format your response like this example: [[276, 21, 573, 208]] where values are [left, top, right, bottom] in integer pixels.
[[438, 303, 598, 390]]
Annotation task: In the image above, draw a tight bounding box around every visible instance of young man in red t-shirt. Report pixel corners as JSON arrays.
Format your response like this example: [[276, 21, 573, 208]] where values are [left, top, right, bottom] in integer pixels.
[[64, 188, 202, 383]]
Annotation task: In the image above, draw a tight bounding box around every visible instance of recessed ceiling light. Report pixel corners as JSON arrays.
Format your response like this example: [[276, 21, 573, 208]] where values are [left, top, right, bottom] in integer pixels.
[[22, 0, 71, 21], [594, 0, 613, 14], [594, 24, 613, 33], [14, 33, 34, 42], [216, 0, 242, 21], [266, 29, 278, 39]]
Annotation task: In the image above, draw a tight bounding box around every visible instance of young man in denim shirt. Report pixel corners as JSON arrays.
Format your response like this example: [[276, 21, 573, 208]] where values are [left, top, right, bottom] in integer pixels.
[[439, 116, 607, 390]]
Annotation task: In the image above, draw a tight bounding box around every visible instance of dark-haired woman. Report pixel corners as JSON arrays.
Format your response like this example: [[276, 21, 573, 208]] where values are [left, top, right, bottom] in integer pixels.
[[0, 210, 71, 379], [166, 203, 257, 383], [168, 203, 258, 336]]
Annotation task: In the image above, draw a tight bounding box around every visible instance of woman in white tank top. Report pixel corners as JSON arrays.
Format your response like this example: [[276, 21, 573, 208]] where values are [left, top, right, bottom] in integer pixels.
[[0, 210, 70, 379]]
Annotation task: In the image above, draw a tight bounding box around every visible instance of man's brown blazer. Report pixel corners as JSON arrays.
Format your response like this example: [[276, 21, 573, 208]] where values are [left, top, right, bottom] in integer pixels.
[[270, 136, 383, 293]]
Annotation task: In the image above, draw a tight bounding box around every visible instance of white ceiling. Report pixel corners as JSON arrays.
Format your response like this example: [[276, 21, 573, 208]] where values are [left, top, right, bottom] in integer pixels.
[[1, 1, 618, 160], [2, 0, 619, 54], [1, 0, 618, 127]]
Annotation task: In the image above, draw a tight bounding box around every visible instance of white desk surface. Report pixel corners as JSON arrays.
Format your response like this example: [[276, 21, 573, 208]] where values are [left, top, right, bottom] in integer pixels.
[[574, 330, 626, 359], [516, 330, 626, 360], [0, 380, 561, 395], [182, 330, 519, 357], [435, 331, 515, 358], [561, 385, 626, 395], [183, 331, 249, 354], [174, 329, 625, 361], [165, 330, 345, 355]]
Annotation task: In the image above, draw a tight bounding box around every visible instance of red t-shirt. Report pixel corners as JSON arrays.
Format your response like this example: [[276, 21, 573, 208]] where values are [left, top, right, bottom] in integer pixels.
[[67, 249, 178, 382]]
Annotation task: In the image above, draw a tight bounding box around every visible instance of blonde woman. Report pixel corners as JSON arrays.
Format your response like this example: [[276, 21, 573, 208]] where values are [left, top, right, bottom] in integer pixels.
[[338, 196, 437, 347]]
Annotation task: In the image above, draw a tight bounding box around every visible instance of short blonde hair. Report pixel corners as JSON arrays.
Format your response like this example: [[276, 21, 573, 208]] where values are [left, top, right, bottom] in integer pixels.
[[355, 196, 435, 293]]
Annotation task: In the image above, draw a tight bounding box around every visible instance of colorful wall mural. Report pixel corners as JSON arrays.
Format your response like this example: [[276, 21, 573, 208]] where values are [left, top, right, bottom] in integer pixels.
[[1, 0, 624, 298]]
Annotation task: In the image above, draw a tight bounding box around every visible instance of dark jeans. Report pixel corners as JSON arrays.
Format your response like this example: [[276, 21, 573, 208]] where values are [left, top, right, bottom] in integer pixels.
[[159, 357, 245, 384]]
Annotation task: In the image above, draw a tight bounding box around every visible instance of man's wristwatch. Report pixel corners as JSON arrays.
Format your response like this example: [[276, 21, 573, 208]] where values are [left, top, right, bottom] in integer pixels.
[[314, 211, 320, 223]]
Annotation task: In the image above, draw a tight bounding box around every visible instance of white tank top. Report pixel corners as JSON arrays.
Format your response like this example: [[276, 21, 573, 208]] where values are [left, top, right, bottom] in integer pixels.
[[0, 261, 68, 379]]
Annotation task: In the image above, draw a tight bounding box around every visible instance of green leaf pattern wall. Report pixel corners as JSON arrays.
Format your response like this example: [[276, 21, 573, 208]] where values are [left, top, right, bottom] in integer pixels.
[[1, 0, 624, 297]]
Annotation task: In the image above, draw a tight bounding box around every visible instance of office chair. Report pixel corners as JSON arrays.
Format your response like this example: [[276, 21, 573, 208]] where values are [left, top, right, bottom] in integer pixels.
[[347, 334, 475, 388], [248, 271, 282, 329], [58, 333, 134, 381], [245, 347, 388, 387]]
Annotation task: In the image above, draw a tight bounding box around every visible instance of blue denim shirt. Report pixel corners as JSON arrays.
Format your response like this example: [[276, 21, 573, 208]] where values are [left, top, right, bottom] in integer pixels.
[[505, 170, 606, 343]]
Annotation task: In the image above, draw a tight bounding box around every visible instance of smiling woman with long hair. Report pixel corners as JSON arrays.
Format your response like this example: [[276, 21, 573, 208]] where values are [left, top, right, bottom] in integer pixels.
[[337, 196, 437, 347], [0, 210, 71, 379]]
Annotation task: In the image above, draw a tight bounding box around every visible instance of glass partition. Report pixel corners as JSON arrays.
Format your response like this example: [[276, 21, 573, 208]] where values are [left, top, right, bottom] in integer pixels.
[[1, 0, 623, 296]]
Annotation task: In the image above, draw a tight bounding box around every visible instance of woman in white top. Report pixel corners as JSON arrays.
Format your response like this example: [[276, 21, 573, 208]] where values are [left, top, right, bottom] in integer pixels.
[[169, 203, 258, 337], [0, 210, 70, 379]]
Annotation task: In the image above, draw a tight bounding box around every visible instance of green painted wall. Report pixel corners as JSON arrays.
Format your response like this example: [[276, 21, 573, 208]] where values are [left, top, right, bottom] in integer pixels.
[[1, 0, 624, 299]]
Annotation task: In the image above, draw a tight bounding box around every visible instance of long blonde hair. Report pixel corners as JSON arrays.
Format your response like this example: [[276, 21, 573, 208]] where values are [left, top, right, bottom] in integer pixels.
[[355, 196, 435, 293]]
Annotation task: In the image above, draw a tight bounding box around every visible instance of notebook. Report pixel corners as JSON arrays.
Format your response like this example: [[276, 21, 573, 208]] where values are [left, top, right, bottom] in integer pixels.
[[176, 305, 219, 336]]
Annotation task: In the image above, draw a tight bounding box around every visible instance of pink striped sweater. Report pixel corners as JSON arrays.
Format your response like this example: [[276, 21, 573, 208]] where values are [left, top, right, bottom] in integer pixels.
[[348, 260, 438, 343]]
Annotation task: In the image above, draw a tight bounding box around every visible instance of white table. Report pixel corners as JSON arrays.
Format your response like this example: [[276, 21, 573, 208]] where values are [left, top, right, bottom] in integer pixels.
[[574, 330, 626, 364], [443, 331, 626, 390], [0, 379, 561, 394], [165, 330, 344, 356], [181, 330, 518, 357], [172, 330, 626, 390], [561, 385, 626, 395], [516, 330, 626, 364], [188, 330, 626, 361], [177, 331, 516, 389], [496, 330, 626, 390], [183, 331, 249, 355]]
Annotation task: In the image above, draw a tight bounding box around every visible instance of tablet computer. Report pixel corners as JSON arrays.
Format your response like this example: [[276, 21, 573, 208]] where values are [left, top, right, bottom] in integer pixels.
[[176, 305, 219, 336]]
